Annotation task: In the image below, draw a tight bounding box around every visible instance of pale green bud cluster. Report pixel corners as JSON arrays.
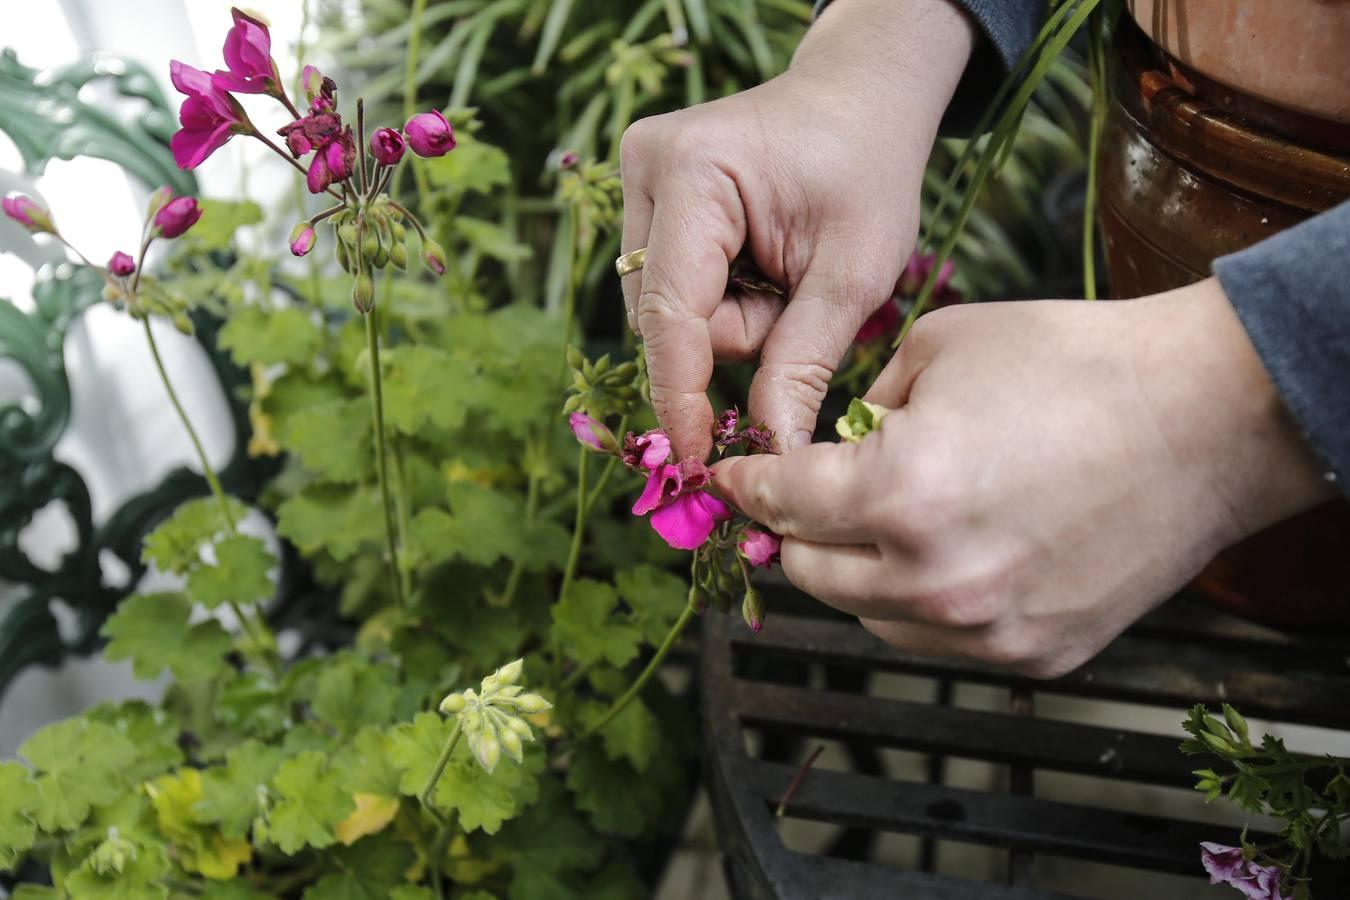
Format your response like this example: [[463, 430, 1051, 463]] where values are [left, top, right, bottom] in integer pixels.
[[86, 827, 137, 876], [835, 398, 889, 443], [332, 197, 429, 313], [103, 277, 194, 335], [438, 658, 553, 775], [563, 346, 641, 419]]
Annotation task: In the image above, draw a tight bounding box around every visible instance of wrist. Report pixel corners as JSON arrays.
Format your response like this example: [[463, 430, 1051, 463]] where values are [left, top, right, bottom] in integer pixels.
[[1132, 278, 1335, 544]]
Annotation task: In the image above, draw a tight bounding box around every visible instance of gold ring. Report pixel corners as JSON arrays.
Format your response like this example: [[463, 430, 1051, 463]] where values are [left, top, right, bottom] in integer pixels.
[[615, 247, 646, 278]]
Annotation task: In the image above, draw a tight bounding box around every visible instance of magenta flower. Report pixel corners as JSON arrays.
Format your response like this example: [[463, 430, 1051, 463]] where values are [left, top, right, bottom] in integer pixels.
[[370, 127, 406, 166], [212, 7, 277, 95], [739, 529, 782, 569], [651, 492, 732, 551], [633, 464, 684, 516], [107, 251, 136, 277], [855, 299, 900, 344], [169, 61, 246, 170], [1200, 844, 1286, 900], [622, 430, 671, 471], [404, 110, 456, 158], [2, 194, 54, 234], [155, 196, 202, 238], [289, 223, 316, 257], [305, 127, 356, 195], [569, 412, 614, 452]]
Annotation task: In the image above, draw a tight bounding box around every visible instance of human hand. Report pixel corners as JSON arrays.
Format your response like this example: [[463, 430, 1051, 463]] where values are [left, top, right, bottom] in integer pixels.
[[618, 0, 976, 459], [714, 279, 1334, 677]]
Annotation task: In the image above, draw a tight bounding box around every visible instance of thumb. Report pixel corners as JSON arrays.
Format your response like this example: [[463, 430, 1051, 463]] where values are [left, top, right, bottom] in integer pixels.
[[748, 252, 893, 450]]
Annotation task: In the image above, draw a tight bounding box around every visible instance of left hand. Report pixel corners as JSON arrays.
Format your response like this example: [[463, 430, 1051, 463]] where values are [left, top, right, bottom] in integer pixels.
[[713, 278, 1334, 677]]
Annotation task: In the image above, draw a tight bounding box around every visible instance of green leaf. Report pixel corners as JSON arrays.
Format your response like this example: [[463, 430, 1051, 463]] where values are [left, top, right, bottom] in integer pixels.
[[409, 483, 568, 571], [200, 884, 277, 900], [386, 712, 453, 797], [196, 740, 285, 839], [281, 398, 372, 483], [330, 727, 404, 799], [389, 888, 437, 900], [277, 485, 385, 562], [11, 888, 62, 900], [616, 564, 687, 644], [566, 743, 668, 838], [101, 593, 232, 683], [424, 132, 511, 196], [456, 216, 531, 262], [186, 534, 275, 609], [64, 843, 170, 900], [581, 697, 660, 773], [382, 345, 473, 435], [85, 701, 184, 783], [142, 498, 245, 575], [551, 579, 642, 668], [312, 656, 400, 736], [0, 761, 40, 870], [218, 305, 323, 367], [493, 777, 604, 876], [19, 719, 137, 832], [268, 752, 355, 854], [434, 742, 543, 835], [302, 834, 416, 900]]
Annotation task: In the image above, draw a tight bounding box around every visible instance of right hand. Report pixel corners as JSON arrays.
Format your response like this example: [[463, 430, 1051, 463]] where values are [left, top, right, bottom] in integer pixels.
[[618, 0, 976, 459]]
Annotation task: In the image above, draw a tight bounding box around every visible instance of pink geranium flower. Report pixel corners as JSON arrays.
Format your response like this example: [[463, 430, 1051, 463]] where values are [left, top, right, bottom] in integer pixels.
[[622, 430, 671, 472], [404, 110, 456, 158], [568, 412, 614, 452], [2, 194, 54, 234], [739, 529, 782, 569], [169, 61, 246, 170], [1200, 844, 1286, 900], [289, 224, 316, 257], [155, 196, 202, 238], [107, 251, 136, 277], [305, 127, 356, 195], [632, 459, 731, 549], [212, 8, 277, 95], [854, 251, 961, 345], [370, 127, 406, 166]]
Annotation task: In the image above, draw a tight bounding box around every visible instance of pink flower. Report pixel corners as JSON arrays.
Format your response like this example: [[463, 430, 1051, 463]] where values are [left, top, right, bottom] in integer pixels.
[[404, 110, 456, 158], [169, 61, 246, 170], [212, 8, 277, 95], [739, 529, 782, 569], [289, 223, 316, 257], [651, 491, 732, 550], [305, 127, 356, 194], [633, 464, 684, 516], [622, 430, 671, 471], [713, 408, 739, 446], [899, 251, 956, 300], [370, 127, 406, 166], [1199, 844, 1286, 900], [107, 251, 136, 277], [2, 194, 54, 233], [301, 65, 333, 111], [855, 299, 900, 344], [559, 150, 579, 170], [155, 196, 202, 238], [277, 111, 341, 158], [569, 412, 614, 452]]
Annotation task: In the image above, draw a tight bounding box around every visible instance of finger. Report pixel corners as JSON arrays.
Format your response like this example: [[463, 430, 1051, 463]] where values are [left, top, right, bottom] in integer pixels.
[[779, 537, 899, 620], [619, 181, 653, 334], [859, 617, 1044, 675], [707, 290, 786, 363], [712, 444, 876, 543], [638, 183, 746, 460], [749, 248, 893, 450], [862, 327, 933, 408], [858, 616, 986, 665]]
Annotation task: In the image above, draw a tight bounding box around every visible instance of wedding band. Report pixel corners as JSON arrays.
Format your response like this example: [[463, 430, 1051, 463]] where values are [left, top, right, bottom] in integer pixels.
[[615, 247, 647, 278]]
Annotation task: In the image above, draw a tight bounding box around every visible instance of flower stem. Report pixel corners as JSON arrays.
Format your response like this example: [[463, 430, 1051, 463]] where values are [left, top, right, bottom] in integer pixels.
[[140, 318, 276, 670], [364, 306, 407, 609], [356, 98, 369, 195], [578, 599, 696, 742], [248, 127, 345, 201], [419, 720, 462, 825], [554, 446, 589, 677], [583, 415, 627, 516], [390, 438, 415, 603]]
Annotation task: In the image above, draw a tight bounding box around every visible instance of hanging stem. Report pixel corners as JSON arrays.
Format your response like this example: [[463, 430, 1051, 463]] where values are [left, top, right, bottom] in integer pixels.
[[578, 600, 696, 742], [1082, 6, 1107, 300], [364, 306, 407, 608]]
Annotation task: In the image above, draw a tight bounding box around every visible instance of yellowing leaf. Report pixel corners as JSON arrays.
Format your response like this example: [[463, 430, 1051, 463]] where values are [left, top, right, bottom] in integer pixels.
[[194, 833, 253, 880], [334, 793, 400, 846]]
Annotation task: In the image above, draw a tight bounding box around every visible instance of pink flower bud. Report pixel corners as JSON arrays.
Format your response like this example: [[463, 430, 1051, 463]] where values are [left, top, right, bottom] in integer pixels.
[[559, 150, 579, 170], [739, 529, 782, 569], [422, 239, 447, 276], [569, 412, 615, 452], [622, 430, 671, 471], [107, 251, 136, 277], [2, 194, 54, 234], [370, 127, 406, 166], [289, 223, 316, 257], [403, 110, 456, 158], [155, 196, 202, 238]]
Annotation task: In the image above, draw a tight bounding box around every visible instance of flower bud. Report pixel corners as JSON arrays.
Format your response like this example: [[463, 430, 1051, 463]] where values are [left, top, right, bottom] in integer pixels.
[[351, 272, 375, 314], [558, 150, 579, 170], [499, 727, 523, 764], [513, 693, 553, 715], [361, 228, 379, 262], [154, 196, 202, 239], [422, 239, 447, 276], [472, 732, 501, 774], [2, 194, 55, 234], [145, 185, 174, 220], [338, 222, 358, 246], [289, 222, 316, 257], [495, 658, 524, 686], [505, 717, 533, 740], [739, 529, 782, 570], [569, 412, 616, 453], [370, 126, 406, 166], [390, 244, 408, 270], [107, 251, 136, 278], [172, 312, 194, 335], [835, 398, 889, 444], [403, 110, 456, 158], [439, 693, 466, 715], [741, 587, 764, 634]]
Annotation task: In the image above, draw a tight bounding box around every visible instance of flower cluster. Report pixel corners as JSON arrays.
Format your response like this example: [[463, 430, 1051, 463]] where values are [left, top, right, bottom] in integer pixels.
[[437, 659, 552, 774], [168, 7, 454, 312], [4, 186, 203, 333], [1201, 843, 1287, 900]]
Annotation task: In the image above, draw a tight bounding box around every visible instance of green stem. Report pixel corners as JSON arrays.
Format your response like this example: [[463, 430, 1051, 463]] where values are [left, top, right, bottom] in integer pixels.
[[578, 600, 696, 741], [390, 439, 415, 603], [365, 307, 407, 609], [419, 721, 462, 824], [554, 447, 589, 676], [583, 415, 627, 516], [140, 319, 276, 670], [1082, 6, 1107, 300], [499, 456, 541, 607]]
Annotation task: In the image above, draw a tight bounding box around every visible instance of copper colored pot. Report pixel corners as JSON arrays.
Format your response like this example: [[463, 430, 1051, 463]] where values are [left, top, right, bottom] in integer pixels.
[[1098, 21, 1350, 625]]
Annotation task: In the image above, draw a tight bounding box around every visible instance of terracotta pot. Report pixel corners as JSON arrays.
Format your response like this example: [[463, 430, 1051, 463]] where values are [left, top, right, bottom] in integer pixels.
[[1098, 20, 1350, 626], [1126, 0, 1350, 124]]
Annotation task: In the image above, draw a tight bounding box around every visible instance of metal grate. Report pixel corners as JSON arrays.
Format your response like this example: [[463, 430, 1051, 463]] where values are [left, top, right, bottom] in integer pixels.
[[700, 594, 1350, 899]]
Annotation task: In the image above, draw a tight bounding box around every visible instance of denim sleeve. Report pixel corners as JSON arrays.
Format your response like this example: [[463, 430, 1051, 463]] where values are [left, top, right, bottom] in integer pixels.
[[812, 0, 1045, 134], [1213, 201, 1350, 493]]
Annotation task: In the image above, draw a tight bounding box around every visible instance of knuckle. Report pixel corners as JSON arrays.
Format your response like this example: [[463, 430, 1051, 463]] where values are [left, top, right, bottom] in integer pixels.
[[975, 626, 1039, 670], [619, 118, 660, 173], [746, 475, 791, 533]]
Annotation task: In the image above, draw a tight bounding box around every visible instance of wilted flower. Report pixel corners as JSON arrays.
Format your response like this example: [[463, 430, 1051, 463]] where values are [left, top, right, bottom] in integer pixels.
[[212, 7, 277, 95], [438, 659, 552, 774], [1200, 843, 1287, 900], [713, 408, 739, 446], [107, 251, 136, 277], [370, 127, 406, 166], [2, 194, 54, 234], [305, 126, 356, 194], [404, 110, 456, 158], [277, 110, 341, 158], [301, 65, 334, 110], [569, 412, 614, 452], [622, 430, 671, 471], [289, 223, 316, 257], [739, 529, 781, 569], [154, 196, 202, 238], [169, 61, 246, 170]]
